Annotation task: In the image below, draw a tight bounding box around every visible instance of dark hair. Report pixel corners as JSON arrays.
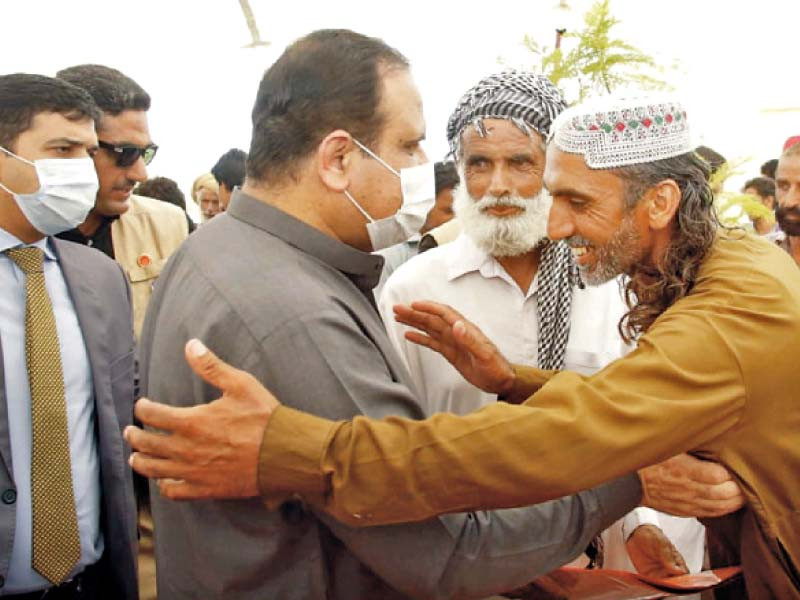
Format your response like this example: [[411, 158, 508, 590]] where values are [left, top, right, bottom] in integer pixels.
[[760, 158, 778, 180], [247, 29, 409, 184], [211, 148, 248, 190], [56, 64, 150, 118], [434, 161, 459, 196], [136, 176, 186, 210], [743, 176, 776, 200], [694, 145, 727, 176], [0, 73, 100, 150], [613, 152, 718, 343]]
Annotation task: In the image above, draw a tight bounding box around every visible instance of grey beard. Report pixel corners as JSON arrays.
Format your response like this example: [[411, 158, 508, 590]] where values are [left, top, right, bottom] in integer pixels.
[[453, 183, 552, 257]]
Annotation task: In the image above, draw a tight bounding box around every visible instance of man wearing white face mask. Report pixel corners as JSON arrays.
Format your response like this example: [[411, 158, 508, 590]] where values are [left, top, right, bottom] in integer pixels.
[[372, 160, 460, 299], [137, 31, 661, 599], [0, 74, 137, 599], [379, 71, 706, 580]]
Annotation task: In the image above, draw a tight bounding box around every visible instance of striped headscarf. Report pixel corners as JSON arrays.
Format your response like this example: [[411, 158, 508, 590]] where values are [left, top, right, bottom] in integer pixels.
[[447, 71, 578, 371]]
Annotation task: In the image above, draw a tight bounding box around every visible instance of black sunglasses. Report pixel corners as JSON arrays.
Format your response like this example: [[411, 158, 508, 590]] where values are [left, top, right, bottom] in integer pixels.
[[98, 140, 159, 167]]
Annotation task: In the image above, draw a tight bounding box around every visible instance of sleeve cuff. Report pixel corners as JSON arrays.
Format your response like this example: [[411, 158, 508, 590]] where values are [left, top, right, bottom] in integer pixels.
[[622, 507, 662, 541], [258, 405, 340, 507], [498, 364, 558, 404]]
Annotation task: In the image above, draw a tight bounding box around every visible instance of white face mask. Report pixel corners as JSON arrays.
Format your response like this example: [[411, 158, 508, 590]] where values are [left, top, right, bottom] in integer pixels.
[[343, 139, 435, 251], [0, 146, 99, 235]]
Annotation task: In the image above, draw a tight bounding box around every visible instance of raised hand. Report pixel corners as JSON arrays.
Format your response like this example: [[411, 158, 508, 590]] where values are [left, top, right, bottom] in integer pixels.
[[124, 339, 279, 500], [393, 300, 516, 395]]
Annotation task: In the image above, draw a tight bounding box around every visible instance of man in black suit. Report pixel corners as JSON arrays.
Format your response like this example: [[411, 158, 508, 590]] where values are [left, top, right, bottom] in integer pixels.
[[0, 74, 137, 599]]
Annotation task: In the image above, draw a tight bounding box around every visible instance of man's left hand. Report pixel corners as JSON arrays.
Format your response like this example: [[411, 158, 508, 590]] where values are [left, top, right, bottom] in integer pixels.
[[124, 339, 279, 500], [639, 453, 745, 517], [626, 524, 689, 578]]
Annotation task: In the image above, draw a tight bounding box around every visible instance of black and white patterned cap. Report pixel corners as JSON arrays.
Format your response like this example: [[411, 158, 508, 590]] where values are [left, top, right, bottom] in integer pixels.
[[446, 70, 567, 158]]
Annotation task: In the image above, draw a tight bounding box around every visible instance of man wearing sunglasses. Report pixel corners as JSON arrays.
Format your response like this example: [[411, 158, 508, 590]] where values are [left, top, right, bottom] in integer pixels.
[[54, 64, 187, 600], [55, 64, 188, 339]]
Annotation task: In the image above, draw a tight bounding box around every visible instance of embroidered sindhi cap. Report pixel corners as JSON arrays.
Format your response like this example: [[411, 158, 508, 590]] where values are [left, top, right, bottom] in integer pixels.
[[446, 70, 567, 157], [550, 94, 692, 169]]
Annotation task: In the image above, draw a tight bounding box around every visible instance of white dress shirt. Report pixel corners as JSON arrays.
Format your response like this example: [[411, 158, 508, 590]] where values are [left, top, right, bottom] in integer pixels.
[[378, 232, 705, 574], [0, 228, 102, 594]]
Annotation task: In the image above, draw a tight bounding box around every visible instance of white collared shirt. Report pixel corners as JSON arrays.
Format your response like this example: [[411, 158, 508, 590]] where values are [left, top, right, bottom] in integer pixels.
[[378, 233, 630, 415]]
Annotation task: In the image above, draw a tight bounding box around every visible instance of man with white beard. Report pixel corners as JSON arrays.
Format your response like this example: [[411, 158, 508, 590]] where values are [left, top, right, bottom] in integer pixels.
[[378, 71, 705, 577]]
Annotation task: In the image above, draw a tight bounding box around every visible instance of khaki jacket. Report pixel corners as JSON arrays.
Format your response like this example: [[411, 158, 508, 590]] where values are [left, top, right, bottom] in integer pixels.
[[112, 195, 188, 338]]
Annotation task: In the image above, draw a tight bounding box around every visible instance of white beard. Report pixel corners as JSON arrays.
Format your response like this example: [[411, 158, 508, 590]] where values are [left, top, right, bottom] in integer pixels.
[[453, 181, 552, 257]]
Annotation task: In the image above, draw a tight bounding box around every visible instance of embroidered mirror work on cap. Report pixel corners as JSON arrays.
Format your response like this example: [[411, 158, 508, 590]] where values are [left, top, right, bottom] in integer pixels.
[[550, 96, 692, 169]]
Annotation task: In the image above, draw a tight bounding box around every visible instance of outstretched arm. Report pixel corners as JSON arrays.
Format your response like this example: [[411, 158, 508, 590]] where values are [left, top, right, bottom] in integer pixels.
[[126, 336, 744, 524]]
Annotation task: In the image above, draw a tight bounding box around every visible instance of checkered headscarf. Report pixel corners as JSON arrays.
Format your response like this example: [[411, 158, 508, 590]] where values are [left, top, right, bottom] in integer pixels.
[[448, 71, 577, 370], [446, 70, 567, 158]]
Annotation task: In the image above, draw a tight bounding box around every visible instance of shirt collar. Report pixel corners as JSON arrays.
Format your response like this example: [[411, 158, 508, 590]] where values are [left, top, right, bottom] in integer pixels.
[[445, 233, 498, 281], [0, 226, 57, 261], [444, 231, 540, 297], [226, 190, 384, 292]]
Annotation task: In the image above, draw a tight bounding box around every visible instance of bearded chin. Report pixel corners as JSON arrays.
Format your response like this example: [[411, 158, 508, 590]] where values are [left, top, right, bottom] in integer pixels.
[[777, 206, 800, 236], [453, 183, 551, 257]]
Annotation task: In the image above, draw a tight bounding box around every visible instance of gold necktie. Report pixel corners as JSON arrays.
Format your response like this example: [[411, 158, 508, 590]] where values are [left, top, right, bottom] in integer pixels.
[[6, 247, 81, 584]]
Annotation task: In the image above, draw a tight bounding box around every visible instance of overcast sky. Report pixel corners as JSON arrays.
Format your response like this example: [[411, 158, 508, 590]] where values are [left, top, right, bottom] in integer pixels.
[[4, 0, 798, 220]]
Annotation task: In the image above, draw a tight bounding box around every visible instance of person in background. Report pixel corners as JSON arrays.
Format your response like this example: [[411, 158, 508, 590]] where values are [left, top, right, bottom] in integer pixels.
[[694, 145, 726, 194], [373, 160, 459, 297], [136, 176, 196, 233], [210, 148, 247, 211], [742, 176, 779, 239], [421, 161, 459, 234], [190, 172, 221, 223], [54, 64, 188, 339], [56, 63, 188, 600], [775, 138, 800, 266], [761, 158, 778, 180]]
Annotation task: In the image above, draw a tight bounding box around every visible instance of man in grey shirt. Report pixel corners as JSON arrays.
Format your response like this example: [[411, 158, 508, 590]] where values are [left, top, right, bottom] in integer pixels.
[[139, 30, 729, 600]]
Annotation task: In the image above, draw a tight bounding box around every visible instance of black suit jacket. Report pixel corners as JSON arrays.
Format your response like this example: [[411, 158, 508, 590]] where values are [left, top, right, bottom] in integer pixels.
[[0, 237, 138, 599]]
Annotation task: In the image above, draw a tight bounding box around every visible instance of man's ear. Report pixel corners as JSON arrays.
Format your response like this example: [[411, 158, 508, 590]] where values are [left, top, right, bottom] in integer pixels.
[[644, 179, 681, 230], [0, 148, 7, 182], [317, 130, 356, 192]]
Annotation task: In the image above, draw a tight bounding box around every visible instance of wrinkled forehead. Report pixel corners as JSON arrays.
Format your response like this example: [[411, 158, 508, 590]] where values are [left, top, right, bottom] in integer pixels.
[[776, 153, 800, 181], [458, 118, 545, 157], [544, 144, 592, 186], [543, 145, 628, 203]]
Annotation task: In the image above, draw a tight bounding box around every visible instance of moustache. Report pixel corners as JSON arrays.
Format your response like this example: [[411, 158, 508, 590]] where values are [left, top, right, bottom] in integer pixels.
[[776, 205, 800, 221], [565, 235, 593, 248], [474, 195, 530, 212]]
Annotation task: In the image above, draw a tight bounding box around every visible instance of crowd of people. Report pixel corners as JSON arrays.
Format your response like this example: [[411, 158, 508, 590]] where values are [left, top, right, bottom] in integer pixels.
[[1, 26, 799, 600]]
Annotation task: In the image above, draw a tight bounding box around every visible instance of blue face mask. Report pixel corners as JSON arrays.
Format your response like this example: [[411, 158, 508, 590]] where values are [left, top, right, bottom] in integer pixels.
[[343, 139, 435, 251], [0, 146, 98, 235]]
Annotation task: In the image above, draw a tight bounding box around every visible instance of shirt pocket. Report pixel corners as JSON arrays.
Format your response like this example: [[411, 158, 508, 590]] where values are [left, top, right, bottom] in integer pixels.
[[563, 348, 610, 375]]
